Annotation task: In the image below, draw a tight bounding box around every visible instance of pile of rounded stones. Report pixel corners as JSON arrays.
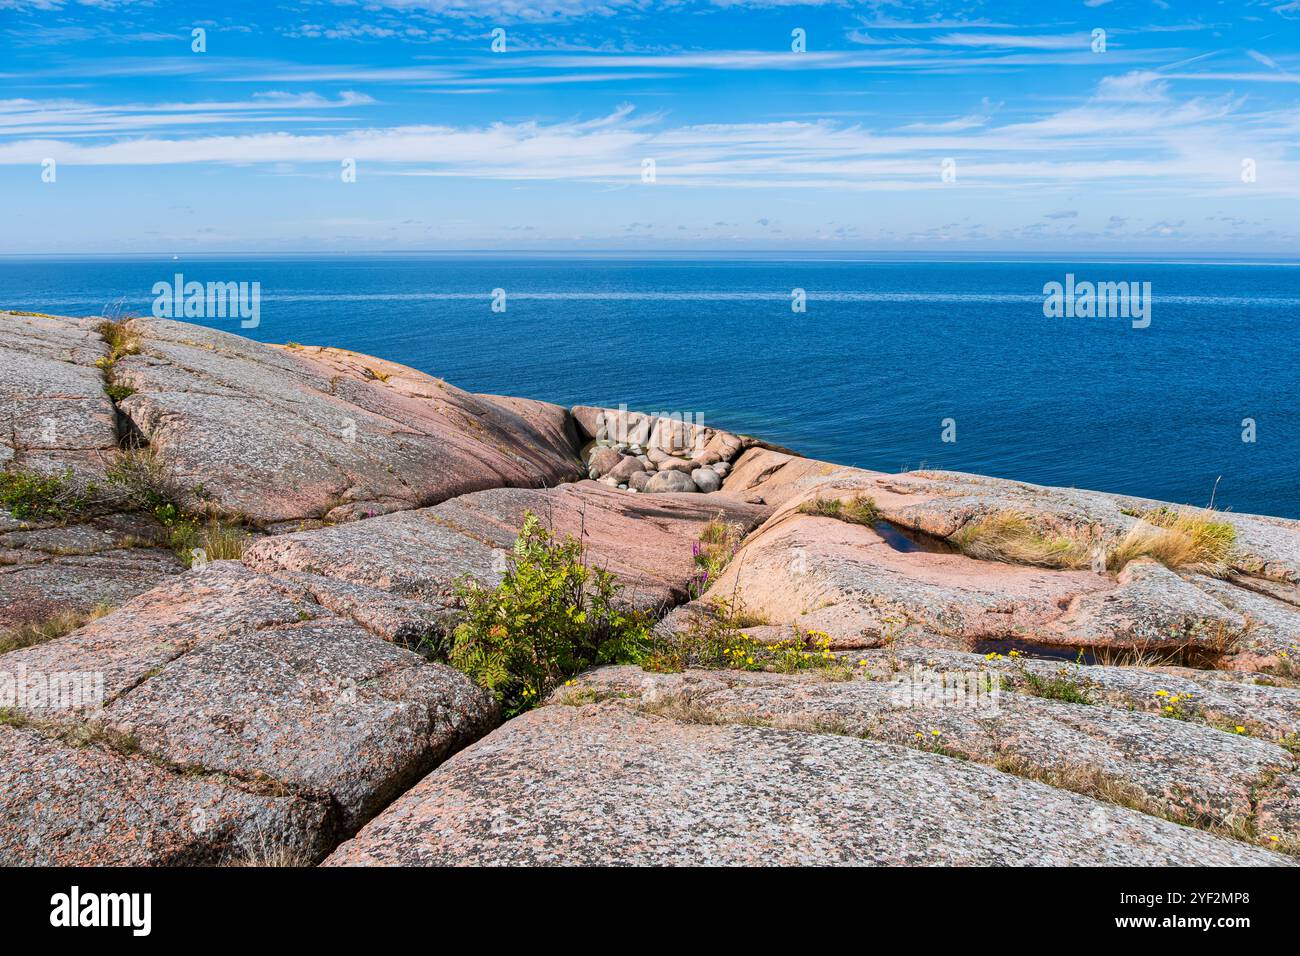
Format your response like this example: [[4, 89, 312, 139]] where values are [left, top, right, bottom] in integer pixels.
[[576, 406, 745, 494]]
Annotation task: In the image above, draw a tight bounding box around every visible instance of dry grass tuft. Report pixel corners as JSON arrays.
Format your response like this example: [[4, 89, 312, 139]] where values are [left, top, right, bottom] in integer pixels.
[[1087, 618, 1245, 670], [1107, 507, 1236, 575], [104, 446, 183, 510], [797, 493, 881, 526], [0, 605, 111, 654], [951, 511, 1091, 569], [96, 317, 141, 363], [176, 518, 252, 565], [222, 829, 316, 867]]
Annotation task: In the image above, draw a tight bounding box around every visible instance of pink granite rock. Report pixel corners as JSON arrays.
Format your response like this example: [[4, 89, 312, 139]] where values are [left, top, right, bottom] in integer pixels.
[[111, 320, 583, 523], [244, 481, 772, 618], [325, 701, 1286, 866], [0, 561, 497, 863], [0, 311, 119, 481]]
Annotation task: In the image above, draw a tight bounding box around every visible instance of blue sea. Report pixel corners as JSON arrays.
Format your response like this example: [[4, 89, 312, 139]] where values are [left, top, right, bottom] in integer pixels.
[[2, 254, 1297, 518]]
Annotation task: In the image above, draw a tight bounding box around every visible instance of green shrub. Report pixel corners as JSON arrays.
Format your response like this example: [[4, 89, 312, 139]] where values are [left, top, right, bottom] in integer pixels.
[[105, 447, 180, 511], [0, 468, 95, 521], [103, 383, 135, 402], [445, 512, 651, 716]]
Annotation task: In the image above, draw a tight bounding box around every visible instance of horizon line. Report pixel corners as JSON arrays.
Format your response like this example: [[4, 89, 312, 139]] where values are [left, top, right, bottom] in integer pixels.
[[4, 249, 1300, 264]]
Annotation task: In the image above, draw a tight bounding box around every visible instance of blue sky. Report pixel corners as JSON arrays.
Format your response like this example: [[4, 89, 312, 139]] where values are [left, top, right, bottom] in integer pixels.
[[2, 0, 1298, 254]]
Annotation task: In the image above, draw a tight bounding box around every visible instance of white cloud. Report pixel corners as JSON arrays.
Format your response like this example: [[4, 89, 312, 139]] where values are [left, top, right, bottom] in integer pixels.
[[929, 33, 1092, 50], [0, 92, 375, 136], [1095, 71, 1171, 102], [898, 114, 990, 132], [3, 87, 1295, 199]]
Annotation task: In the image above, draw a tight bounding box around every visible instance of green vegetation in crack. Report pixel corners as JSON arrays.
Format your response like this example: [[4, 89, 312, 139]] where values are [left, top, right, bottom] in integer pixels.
[[93, 315, 141, 407], [640, 598, 851, 678], [0, 708, 142, 756], [999, 650, 1096, 705], [106, 447, 251, 567], [688, 513, 746, 599], [439, 511, 653, 717], [0, 468, 98, 522]]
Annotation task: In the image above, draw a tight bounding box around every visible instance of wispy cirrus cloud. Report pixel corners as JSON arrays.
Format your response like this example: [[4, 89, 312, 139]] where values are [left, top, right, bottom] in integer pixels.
[[2, 75, 1294, 198], [928, 32, 1094, 49], [4, 0, 1299, 252], [0, 91, 374, 136]]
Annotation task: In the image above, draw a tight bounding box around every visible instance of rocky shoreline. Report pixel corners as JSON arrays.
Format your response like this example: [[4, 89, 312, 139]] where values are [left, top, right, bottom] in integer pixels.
[[2, 310, 1298, 867]]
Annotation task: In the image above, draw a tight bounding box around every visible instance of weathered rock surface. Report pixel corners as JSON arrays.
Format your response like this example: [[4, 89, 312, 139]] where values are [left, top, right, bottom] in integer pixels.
[[1189, 574, 1300, 661], [607, 455, 646, 483], [1050, 559, 1244, 651], [574, 404, 775, 495], [865, 646, 1300, 744], [559, 665, 1300, 844], [111, 320, 583, 523], [0, 561, 497, 864], [325, 701, 1286, 866], [655, 457, 694, 475], [0, 311, 119, 480], [858, 468, 1300, 586], [586, 447, 624, 479], [690, 467, 722, 493], [474, 393, 582, 467], [6, 313, 1300, 868], [703, 502, 1111, 649], [0, 513, 183, 630], [0, 720, 331, 866], [573, 405, 718, 457], [720, 447, 850, 506], [707, 461, 1300, 668], [244, 481, 771, 620], [643, 469, 698, 495]]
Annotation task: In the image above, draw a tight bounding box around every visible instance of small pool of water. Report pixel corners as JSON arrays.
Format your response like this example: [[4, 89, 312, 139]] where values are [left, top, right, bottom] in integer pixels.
[[872, 521, 960, 555], [972, 637, 1097, 664]]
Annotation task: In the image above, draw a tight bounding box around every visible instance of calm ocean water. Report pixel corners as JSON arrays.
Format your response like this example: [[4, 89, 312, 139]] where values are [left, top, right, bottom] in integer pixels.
[[2, 255, 1297, 518]]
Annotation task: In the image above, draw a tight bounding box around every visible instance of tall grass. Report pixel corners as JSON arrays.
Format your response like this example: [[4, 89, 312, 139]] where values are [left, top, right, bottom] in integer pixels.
[[0, 605, 111, 654], [796, 493, 880, 526], [950, 506, 1237, 575], [95, 316, 141, 363], [950, 511, 1090, 569], [1108, 508, 1236, 575]]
